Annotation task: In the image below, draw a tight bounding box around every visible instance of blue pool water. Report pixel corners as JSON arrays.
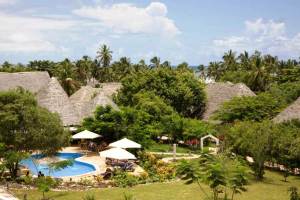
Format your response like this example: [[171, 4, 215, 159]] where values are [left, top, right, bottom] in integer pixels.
[[21, 153, 96, 178]]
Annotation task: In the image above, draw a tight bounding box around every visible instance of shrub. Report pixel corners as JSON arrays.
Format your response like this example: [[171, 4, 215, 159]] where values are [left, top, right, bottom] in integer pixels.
[[138, 151, 176, 182], [112, 170, 140, 188], [82, 193, 96, 200], [22, 175, 33, 185], [78, 178, 94, 186], [35, 176, 58, 200], [123, 192, 135, 200]]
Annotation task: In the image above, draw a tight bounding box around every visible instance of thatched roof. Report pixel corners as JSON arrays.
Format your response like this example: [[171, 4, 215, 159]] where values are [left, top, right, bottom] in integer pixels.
[[70, 83, 120, 123], [99, 82, 122, 97], [37, 77, 79, 126], [86, 78, 100, 87], [0, 72, 50, 93], [0, 72, 79, 126], [273, 97, 300, 123], [203, 82, 256, 120]]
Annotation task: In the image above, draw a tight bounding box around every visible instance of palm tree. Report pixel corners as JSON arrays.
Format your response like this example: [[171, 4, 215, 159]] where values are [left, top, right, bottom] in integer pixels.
[[207, 61, 224, 81], [238, 51, 250, 70], [96, 44, 112, 68], [222, 50, 237, 71], [161, 61, 171, 68], [55, 59, 79, 95], [113, 57, 132, 80], [133, 59, 148, 71], [248, 54, 269, 92], [75, 56, 93, 84], [197, 64, 206, 79], [150, 56, 161, 68]]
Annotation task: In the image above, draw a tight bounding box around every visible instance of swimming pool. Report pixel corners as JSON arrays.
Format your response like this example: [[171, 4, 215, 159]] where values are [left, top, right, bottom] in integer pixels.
[[21, 153, 96, 178]]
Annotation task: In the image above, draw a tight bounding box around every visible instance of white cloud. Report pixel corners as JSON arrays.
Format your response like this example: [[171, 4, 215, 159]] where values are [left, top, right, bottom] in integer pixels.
[[212, 18, 300, 57], [245, 18, 285, 38], [72, 2, 180, 38], [0, 12, 76, 52], [0, 0, 17, 6]]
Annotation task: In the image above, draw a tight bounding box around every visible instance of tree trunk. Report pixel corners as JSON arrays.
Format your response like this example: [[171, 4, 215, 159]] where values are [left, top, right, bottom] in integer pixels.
[[231, 190, 235, 200]]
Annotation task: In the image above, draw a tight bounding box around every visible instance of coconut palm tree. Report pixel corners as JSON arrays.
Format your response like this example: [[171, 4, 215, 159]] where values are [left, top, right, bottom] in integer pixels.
[[207, 61, 224, 81], [161, 61, 171, 68], [96, 44, 112, 68], [222, 50, 237, 71], [55, 59, 79, 95], [75, 56, 93, 84], [150, 56, 161, 68], [111, 57, 132, 80], [238, 51, 251, 70], [248, 54, 270, 92], [197, 64, 206, 79]]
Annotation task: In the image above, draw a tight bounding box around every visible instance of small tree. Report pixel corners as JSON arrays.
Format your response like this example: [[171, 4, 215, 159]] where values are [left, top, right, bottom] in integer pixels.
[[288, 187, 300, 200], [36, 176, 57, 200], [205, 162, 226, 200], [229, 164, 248, 200], [0, 88, 70, 178], [177, 153, 248, 200], [36, 160, 73, 200], [82, 193, 96, 200], [228, 121, 275, 180], [48, 159, 74, 176]]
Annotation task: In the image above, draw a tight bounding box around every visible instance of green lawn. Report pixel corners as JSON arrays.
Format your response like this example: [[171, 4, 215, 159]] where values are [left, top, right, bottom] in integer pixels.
[[146, 143, 195, 153], [13, 171, 300, 200]]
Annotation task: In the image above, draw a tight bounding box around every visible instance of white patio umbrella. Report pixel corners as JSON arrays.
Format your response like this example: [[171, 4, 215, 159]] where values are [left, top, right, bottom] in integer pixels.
[[108, 138, 141, 149], [72, 130, 101, 139], [99, 147, 136, 160]]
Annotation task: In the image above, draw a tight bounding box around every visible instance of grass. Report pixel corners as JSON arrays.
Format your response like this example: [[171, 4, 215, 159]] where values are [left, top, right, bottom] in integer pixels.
[[12, 170, 300, 200], [146, 143, 196, 153]]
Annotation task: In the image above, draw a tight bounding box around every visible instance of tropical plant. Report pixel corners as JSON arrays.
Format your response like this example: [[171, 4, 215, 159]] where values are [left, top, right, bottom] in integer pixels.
[[82, 193, 96, 200], [36, 176, 58, 200], [0, 88, 69, 178], [176, 153, 248, 200], [289, 187, 300, 200], [123, 192, 135, 200], [228, 121, 276, 180], [150, 56, 161, 68], [214, 93, 283, 122], [116, 67, 206, 118], [75, 56, 93, 84], [96, 44, 112, 68], [48, 159, 74, 176]]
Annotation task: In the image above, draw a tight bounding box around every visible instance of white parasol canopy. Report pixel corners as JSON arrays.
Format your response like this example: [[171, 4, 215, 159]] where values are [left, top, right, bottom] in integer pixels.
[[72, 130, 101, 139], [108, 138, 141, 149], [99, 147, 136, 160]]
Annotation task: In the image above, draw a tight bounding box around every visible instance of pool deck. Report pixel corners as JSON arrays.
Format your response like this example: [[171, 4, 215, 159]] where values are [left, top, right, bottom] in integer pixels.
[[59, 146, 107, 181]]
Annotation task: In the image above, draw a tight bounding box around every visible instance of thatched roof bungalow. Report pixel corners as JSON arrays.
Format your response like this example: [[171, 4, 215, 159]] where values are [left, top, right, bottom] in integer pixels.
[[0, 72, 78, 126], [203, 82, 256, 120], [37, 77, 79, 126], [0, 72, 121, 126], [69, 84, 120, 121], [0, 71, 50, 93], [273, 97, 300, 123]]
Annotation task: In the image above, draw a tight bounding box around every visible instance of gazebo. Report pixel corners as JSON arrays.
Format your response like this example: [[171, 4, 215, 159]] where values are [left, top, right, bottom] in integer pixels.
[[200, 134, 220, 150]]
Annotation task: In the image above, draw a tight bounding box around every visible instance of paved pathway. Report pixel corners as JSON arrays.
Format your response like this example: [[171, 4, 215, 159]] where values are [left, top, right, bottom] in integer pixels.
[[149, 152, 200, 162], [0, 187, 18, 200]]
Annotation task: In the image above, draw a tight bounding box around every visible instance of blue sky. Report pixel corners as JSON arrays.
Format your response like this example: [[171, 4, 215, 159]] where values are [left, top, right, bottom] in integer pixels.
[[1, 0, 300, 65]]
